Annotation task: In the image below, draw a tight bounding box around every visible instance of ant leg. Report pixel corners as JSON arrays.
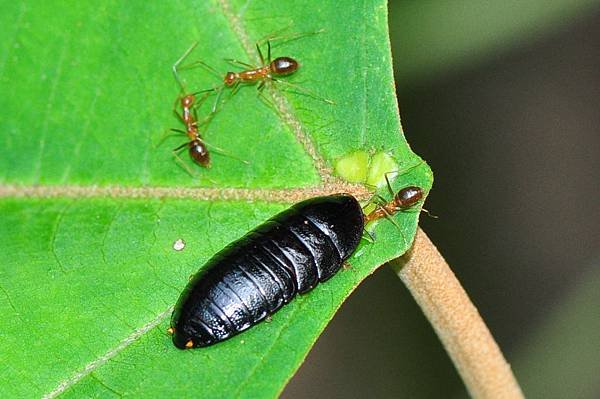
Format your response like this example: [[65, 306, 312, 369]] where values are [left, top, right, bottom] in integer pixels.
[[384, 160, 426, 182], [256, 22, 294, 45], [155, 128, 186, 149], [211, 85, 226, 113], [180, 60, 222, 80], [384, 173, 396, 197], [190, 87, 220, 101], [362, 228, 375, 243], [377, 206, 408, 247], [256, 23, 324, 49], [256, 83, 283, 116], [172, 141, 188, 152], [224, 58, 257, 70], [183, 85, 224, 115], [203, 141, 250, 165], [267, 40, 272, 64], [365, 191, 389, 205], [257, 28, 326, 50], [229, 81, 243, 98], [172, 149, 199, 179], [189, 89, 217, 117], [372, 194, 389, 205], [256, 42, 265, 66], [271, 77, 335, 105], [362, 190, 388, 212], [196, 106, 219, 131], [172, 103, 185, 123], [173, 42, 199, 91]]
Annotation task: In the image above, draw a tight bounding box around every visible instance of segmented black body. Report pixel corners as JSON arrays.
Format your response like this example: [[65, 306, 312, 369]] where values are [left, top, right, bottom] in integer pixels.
[[171, 194, 364, 349]]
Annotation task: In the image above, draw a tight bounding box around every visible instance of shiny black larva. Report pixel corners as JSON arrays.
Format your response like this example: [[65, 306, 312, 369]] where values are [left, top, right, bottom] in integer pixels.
[[170, 188, 423, 349]]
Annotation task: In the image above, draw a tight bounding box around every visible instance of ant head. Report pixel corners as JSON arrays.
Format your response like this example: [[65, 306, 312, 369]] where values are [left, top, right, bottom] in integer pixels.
[[189, 140, 210, 168], [270, 57, 299, 75], [395, 186, 423, 208], [181, 95, 195, 108], [224, 72, 237, 86]]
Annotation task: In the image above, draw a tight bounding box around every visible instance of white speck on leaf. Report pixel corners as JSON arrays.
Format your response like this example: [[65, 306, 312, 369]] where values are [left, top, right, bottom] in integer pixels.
[[173, 239, 186, 251]]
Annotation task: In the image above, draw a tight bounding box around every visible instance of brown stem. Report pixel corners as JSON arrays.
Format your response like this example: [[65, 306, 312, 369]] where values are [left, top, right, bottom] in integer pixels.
[[390, 228, 524, 399]]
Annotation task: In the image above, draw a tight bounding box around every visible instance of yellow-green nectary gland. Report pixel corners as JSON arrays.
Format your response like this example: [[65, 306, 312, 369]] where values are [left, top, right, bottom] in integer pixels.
[[334, 151, 370, 183], [366, 151, 398, 188]]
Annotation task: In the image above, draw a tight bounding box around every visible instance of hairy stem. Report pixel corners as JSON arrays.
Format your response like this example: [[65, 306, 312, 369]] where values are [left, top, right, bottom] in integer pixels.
[[390, 228, 524, 399]]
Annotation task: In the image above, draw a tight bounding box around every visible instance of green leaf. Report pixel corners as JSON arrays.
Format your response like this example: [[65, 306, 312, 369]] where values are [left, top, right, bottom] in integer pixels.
[[0, 0, 432, 397]]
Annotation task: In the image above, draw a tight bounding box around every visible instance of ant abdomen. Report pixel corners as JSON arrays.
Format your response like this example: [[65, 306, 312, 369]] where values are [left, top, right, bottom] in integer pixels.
[[189, 140, 210, 167], [395, 186, 423, 208], [270, 57, 298, 75]]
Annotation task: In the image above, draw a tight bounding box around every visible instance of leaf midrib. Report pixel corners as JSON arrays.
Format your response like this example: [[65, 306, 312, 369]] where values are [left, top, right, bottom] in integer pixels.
[[0, 183, 370, 202]]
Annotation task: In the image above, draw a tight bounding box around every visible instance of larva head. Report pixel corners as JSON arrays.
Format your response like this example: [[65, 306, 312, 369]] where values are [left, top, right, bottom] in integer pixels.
[[189, 140, 210, 167], [224, 72, 237, 86], [395, 186, 423, 209], [270, 57, 299, 76]]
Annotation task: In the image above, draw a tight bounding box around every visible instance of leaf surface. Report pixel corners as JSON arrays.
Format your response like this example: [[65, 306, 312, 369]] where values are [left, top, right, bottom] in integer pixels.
[[0, 0, 432, 397]]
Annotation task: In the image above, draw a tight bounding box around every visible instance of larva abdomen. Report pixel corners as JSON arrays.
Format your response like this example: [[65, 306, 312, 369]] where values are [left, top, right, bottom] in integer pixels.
[[171, 194, 364, 349]]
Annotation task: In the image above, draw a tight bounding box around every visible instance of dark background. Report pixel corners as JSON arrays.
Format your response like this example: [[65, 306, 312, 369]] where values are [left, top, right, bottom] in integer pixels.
[[284, 2, 599, 398]]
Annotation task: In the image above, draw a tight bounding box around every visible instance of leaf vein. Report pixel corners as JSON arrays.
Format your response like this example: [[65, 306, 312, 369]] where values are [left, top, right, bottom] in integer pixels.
[[34, 41, 68, 183], [42, 307, 173, 399], [216, 0, 333, 182], [0, 284, 21, 321], [60, 87, 101, 183], [100, 203, 123, 266], [0, 3, 27, 80], [49, 201, 73, 274]]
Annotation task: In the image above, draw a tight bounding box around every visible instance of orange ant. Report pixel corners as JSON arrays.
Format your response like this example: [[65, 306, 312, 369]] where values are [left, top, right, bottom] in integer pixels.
[[171, 92, 212, 168], [165, 43, 248, 175], [186, 30, 333, 109], [362, 170, 427, 244], [223, 41, 300, 91], [364, 185, 424, 224]]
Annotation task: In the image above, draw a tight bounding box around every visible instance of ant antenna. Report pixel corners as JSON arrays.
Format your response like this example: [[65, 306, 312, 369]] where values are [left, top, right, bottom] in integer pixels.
[[173, 41, 199, 92]]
